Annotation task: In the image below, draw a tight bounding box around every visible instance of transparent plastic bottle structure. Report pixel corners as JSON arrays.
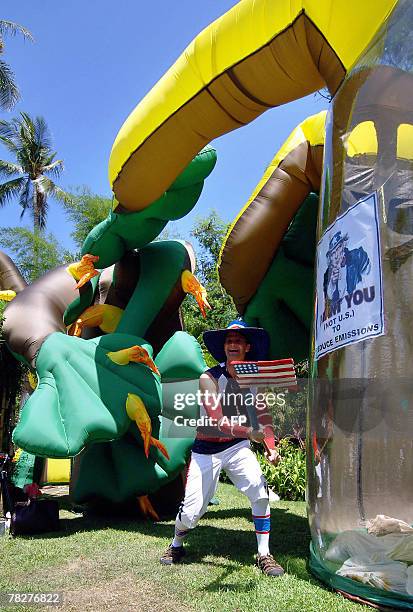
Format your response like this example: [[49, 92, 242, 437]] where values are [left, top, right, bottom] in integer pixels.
[[308, 0, 413, 571]]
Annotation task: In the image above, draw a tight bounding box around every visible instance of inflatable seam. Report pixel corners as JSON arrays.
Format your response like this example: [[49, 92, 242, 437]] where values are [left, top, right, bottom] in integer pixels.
[[112, 11, 341, 188]]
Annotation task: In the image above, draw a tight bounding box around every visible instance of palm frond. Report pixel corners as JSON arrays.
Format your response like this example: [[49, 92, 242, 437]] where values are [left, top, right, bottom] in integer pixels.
[[43, 151, 56, 164], [0, 177, 24, 207], [18, 112, 35, 149], [18, 178, 33, 217], [0, 20, 34, 42], [0, 59, 19, 110], [0, 159, 22, 177], [43, 158, 64, 179], [0, 136, 19, 158], [35, 175, 73, 205], [42, 151, 57, 168], [34, 116, 52, 151], [50, 184, 73, 206], [12, 114, 38, 174], [0, 113, 68, 228], [0, 119, 18, 140], [14, 114, 54, 174]]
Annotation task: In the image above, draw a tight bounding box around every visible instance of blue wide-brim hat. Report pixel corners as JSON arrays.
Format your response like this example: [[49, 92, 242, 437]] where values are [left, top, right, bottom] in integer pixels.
[[203, 319, 270, 363]]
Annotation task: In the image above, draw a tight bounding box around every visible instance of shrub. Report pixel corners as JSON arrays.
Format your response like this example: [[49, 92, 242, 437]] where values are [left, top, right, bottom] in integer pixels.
[[219, 438, 306, 501], [265, 360, 308, 440], [256, 438, 306, 501]]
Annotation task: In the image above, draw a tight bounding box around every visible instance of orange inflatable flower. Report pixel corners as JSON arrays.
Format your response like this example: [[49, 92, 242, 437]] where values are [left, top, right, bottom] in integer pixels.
[[66, 254, 99, 289], [181, 270, 211, 318], [107, 345, 160, 376], [68, 304, 123, 337], [126, 393, 169, 460]]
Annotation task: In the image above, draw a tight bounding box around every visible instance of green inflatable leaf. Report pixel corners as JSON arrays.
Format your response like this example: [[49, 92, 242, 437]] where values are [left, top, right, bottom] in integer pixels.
[[71, 432, 193, 503], [71, 332, 205, 504], [13, 332, 162, 458]]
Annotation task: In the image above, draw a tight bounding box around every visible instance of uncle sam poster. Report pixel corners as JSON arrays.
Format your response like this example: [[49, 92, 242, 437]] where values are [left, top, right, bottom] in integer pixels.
[[315, 192, 384, 360]]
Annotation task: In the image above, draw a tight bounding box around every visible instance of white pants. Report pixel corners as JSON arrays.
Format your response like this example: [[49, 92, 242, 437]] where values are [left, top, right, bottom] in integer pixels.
[[177, 440, 269, 529]]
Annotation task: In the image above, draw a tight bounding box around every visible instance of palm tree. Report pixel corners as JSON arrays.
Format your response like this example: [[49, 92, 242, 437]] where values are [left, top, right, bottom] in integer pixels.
[[0, 20, 33, 110], [0, 112, 72, 230]]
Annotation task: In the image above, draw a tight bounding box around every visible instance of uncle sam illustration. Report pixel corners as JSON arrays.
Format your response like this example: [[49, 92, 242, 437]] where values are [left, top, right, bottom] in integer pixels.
[[323, 231, 371, 310]]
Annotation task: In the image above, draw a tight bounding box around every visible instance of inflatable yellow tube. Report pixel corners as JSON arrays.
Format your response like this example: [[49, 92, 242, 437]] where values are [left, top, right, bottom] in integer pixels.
[[219, 113, 413, 313], [109, 0, 397, 211], [219, 112, 413, 312], [219, 110, 326, 312]]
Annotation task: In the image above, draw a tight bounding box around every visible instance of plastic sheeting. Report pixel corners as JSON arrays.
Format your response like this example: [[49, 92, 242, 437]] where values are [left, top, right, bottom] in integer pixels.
[[337, 557, 408, 593], [367, 515, 413, 536]]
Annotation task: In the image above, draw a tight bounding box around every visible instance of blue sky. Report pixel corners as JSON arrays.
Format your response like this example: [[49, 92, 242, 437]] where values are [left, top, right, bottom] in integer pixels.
[[1, 1, 328, 251]]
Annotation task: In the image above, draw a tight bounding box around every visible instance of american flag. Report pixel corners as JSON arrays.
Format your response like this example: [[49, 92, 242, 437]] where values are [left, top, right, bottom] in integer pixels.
[[233, 359, 297, 389]]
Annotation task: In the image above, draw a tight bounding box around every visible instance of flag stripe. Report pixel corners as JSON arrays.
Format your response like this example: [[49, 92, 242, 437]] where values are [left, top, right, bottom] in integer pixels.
[[247, 359, 294, 366], [236, 375, 296, 382], [238, 382, 297, 388], [235, 371, 295, 377], [238, 364, 294, 371], [235, 367, 295, 374]]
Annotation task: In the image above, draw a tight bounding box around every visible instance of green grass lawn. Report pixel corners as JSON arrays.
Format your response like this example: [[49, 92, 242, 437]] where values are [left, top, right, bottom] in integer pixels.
[[0, 483, 364, 612]]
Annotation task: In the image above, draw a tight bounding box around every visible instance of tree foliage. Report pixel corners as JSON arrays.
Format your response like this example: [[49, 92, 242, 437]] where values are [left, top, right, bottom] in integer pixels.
[[181, 210, 237, 363], [190, 210, 226, 284], [63, 188, 112, 250], [0, 112, 72, 230], [256, 438, 306, 501], [0, 226, 73, 283], [0, 20, 33, 110]]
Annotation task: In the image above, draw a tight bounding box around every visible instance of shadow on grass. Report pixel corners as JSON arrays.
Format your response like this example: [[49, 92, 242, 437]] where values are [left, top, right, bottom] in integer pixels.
[[22, 503, 308, 541], [31, 505, 309, 574], [11, 504, 337, 598]]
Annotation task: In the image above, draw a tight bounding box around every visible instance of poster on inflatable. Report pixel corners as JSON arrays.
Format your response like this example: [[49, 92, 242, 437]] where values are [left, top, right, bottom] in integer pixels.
[[315, 192, 384, 360]]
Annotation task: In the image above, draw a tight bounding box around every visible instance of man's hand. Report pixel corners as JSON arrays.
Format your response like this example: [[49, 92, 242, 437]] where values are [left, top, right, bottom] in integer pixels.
[[248, 429, 265, 443], [264, 447, 281, 466], [331, 266, 340, 283]]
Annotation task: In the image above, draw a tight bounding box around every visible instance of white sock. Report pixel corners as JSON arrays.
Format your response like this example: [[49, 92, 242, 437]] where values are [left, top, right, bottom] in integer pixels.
[[255, 532, 270, 556], [172, 518, 190, 547], [252, 498, 271, 556]]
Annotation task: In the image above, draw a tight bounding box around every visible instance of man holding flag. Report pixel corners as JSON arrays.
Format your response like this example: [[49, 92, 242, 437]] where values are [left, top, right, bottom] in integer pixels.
[[160, 319, 285, 577]]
